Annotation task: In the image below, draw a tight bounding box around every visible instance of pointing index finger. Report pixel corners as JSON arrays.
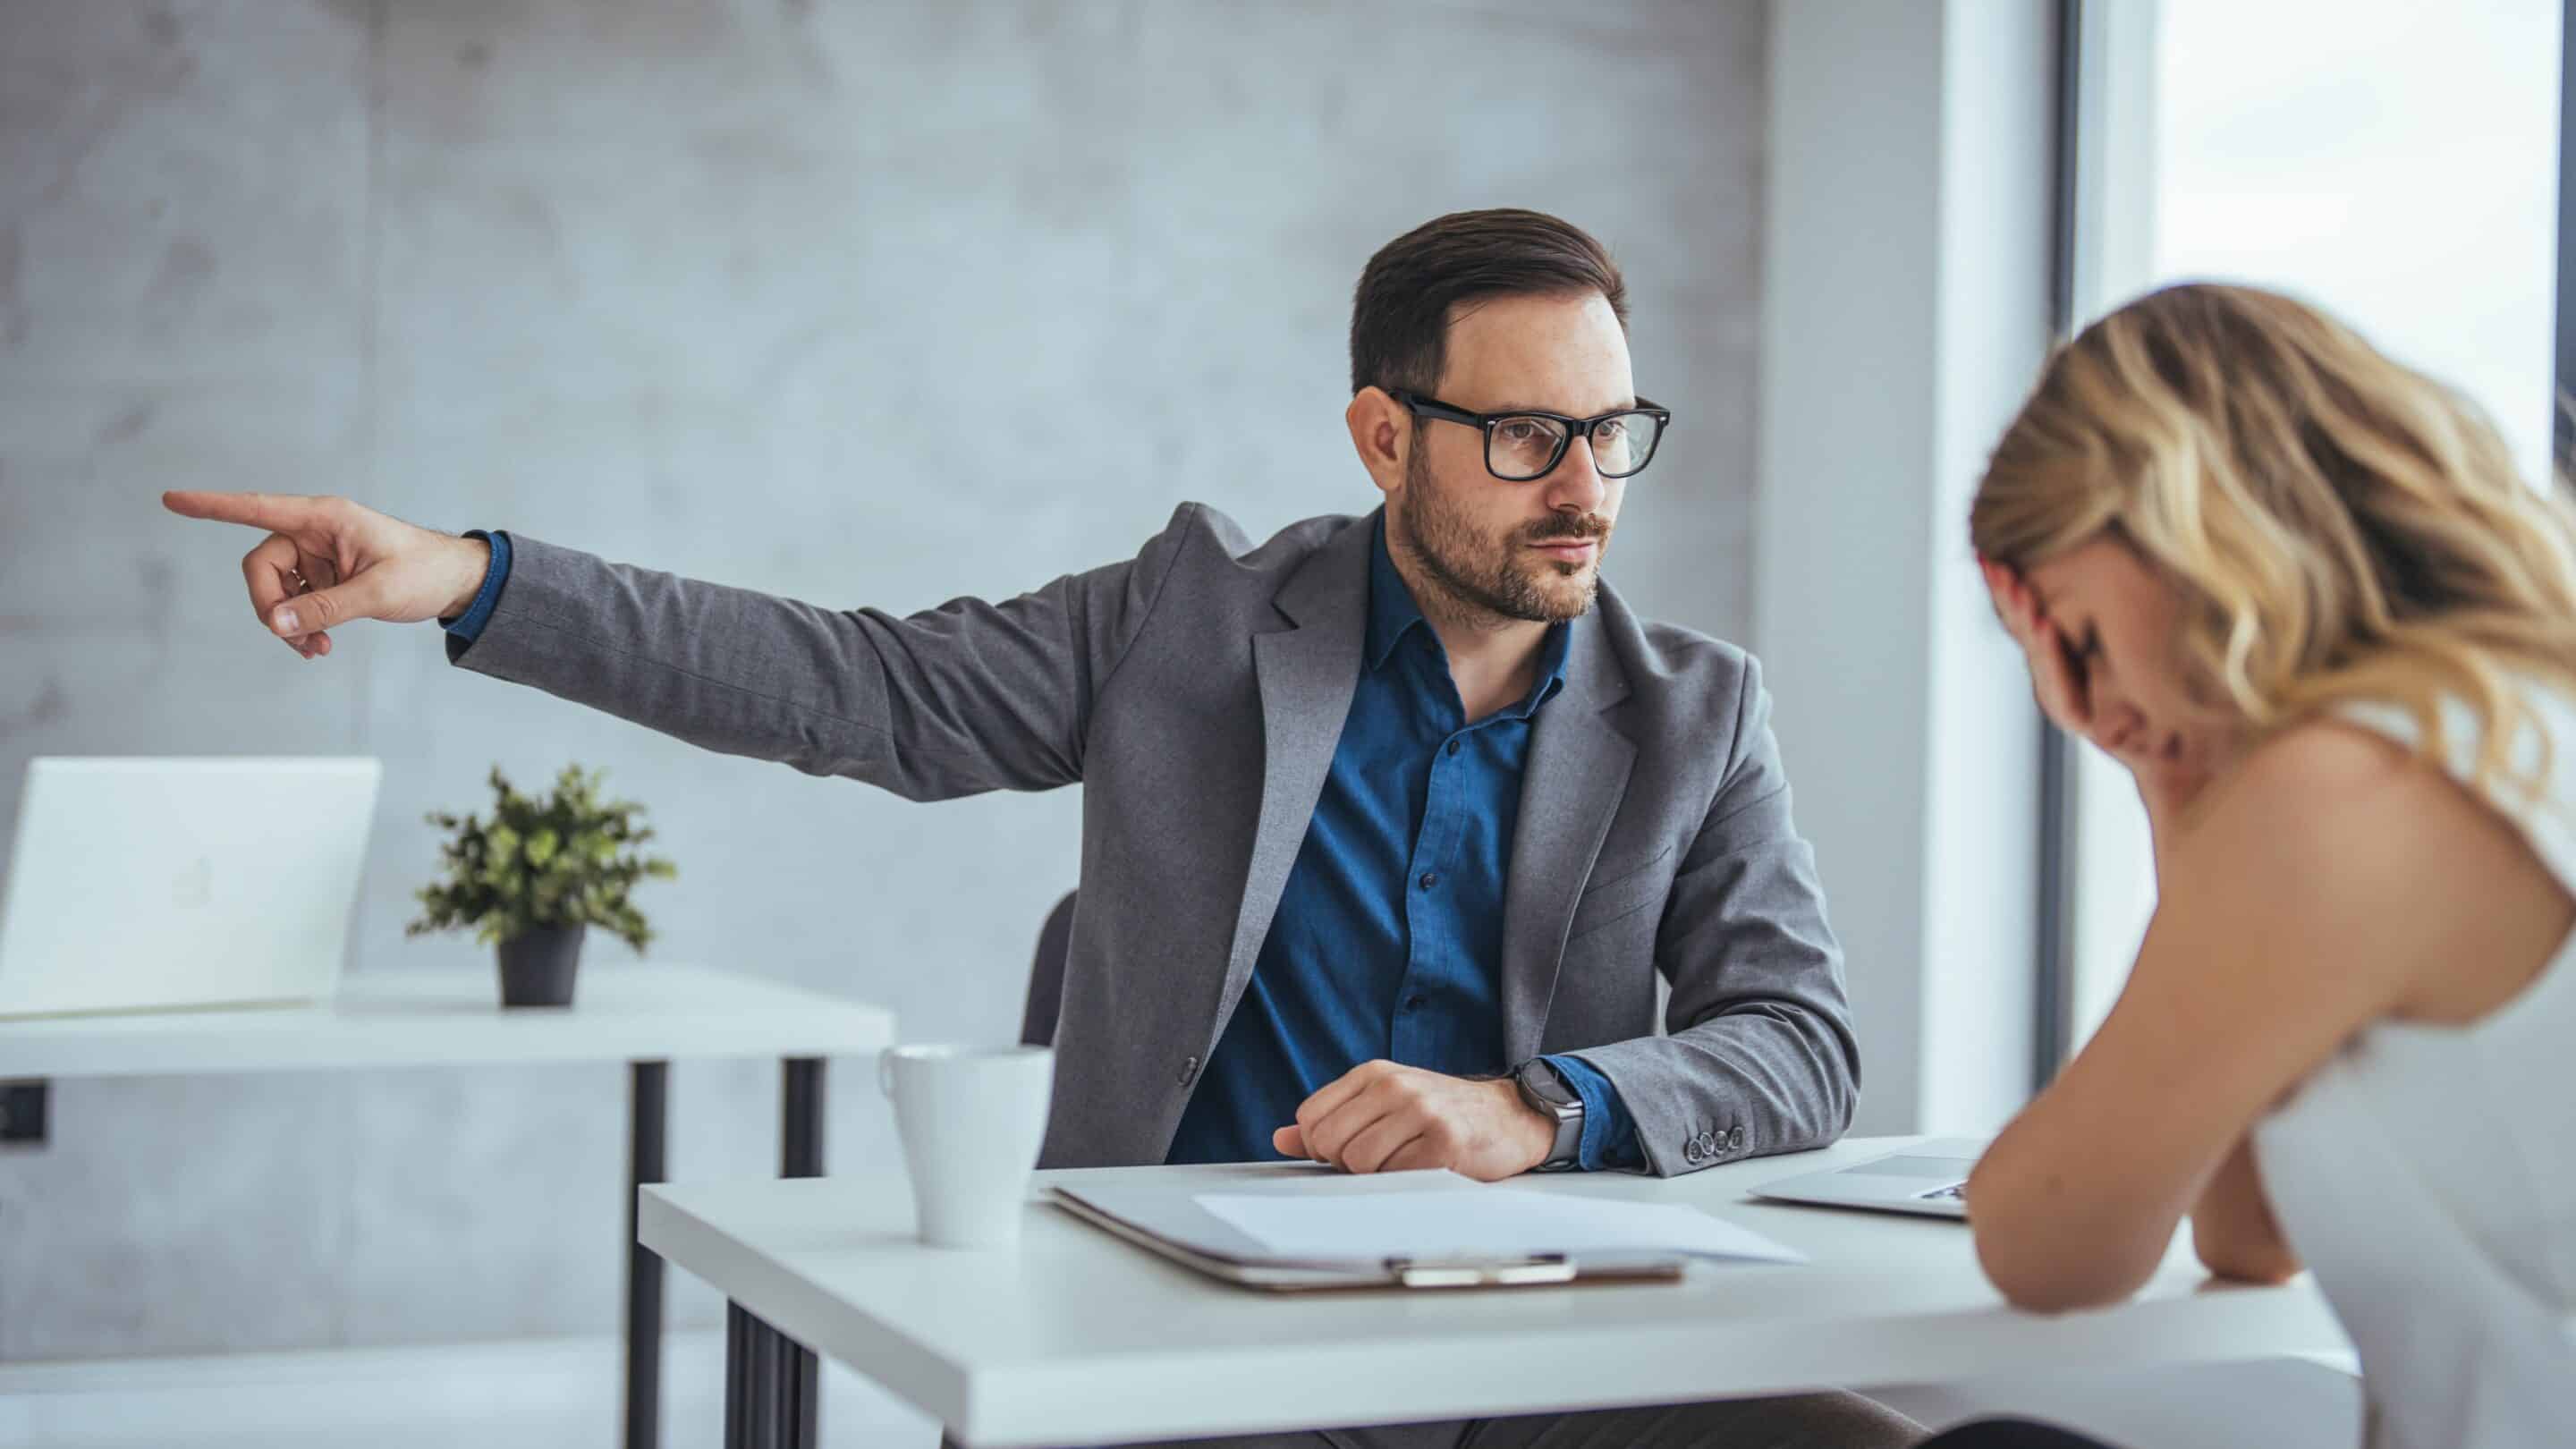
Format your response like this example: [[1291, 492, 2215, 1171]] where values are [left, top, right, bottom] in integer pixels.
[[163, 490, 318, 533]]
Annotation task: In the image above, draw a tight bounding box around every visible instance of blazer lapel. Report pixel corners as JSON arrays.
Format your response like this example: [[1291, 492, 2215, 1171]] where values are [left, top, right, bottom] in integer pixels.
[[1217, 516, 1375, 1023], [1500, 607, 1636, 1065]]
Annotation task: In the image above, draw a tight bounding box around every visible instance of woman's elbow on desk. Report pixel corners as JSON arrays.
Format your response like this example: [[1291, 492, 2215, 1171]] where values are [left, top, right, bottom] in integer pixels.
[[1973, 1230, 2159, 1314], [1966, 1165, 2164, 1314]]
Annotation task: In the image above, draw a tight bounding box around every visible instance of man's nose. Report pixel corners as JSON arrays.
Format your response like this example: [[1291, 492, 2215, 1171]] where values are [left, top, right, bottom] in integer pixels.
[[1542, 433, 1609, 513]]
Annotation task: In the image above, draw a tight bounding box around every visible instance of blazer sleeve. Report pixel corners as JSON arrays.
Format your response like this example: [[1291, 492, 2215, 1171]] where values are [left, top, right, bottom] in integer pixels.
[[1561, 652, 1862, 1176], [445, 504, 1205, 801]]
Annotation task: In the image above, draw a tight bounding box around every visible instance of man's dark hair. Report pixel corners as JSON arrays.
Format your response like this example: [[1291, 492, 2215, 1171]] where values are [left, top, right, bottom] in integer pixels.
[[1348, 208, 1628, 396]]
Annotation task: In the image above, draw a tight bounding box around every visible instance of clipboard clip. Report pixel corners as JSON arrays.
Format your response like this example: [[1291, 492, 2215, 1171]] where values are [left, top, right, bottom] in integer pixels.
[[1386, 1254, 1579, 1289]]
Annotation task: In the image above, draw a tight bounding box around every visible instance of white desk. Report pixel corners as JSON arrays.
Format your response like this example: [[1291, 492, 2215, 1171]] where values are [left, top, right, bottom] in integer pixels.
[[1, 964, 895, 1449], [642, 1135, 2352, 1449]]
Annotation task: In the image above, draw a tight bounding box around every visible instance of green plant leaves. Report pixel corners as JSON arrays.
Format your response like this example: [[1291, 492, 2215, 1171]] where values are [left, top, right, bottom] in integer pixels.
[[405, 763, 678, 954]]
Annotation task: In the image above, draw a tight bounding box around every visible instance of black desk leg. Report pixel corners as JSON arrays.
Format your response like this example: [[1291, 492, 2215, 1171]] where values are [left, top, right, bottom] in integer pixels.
[[725, 1301, 750, 1448], [716, 1061, 830, 1449], [781, 1057, 825, 1445], [782, 1056, 825, 1177], [725, 1299, 817, 1449], [625, 1059, 670, 1449]]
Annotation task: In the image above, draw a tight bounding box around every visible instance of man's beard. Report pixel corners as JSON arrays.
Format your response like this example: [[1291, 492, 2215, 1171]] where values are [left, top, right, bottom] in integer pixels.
[[1395, 448, 1610, 625]]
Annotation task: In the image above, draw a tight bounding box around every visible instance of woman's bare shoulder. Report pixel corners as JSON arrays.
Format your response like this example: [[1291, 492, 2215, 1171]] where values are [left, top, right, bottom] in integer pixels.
[[2175, 716, 2568, 1021]]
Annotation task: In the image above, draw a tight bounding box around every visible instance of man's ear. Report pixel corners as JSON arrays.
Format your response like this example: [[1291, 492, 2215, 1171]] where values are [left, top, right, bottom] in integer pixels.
[[1344, 386, 1409, 502]]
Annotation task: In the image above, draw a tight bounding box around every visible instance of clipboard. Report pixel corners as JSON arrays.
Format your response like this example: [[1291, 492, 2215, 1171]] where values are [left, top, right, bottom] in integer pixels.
[[1049, 1174, 1692, 1293]]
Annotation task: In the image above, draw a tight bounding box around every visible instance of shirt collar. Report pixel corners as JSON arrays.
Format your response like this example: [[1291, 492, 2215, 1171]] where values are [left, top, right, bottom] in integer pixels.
[[1366, 515, 1428, 671], [1520, 610, 1573, 717], [1366, 515, 1572, 716]]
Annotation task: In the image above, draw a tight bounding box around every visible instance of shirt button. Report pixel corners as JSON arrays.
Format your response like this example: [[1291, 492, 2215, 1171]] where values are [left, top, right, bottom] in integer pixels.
[[1419, 871, 1438, 890], [1445, 739, 1462, 757], [1405, 994, 1427, 1011]]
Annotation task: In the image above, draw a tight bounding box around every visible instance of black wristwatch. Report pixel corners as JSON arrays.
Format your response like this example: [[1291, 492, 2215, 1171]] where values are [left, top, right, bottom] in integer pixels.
[[1512, 1059, 1585, 1172]]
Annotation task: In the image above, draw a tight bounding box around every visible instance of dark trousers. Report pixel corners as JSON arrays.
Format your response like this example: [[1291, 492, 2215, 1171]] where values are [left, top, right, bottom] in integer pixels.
[[1918, 1420, 2120, 1449], [1107, 1390, 1923, 1448]]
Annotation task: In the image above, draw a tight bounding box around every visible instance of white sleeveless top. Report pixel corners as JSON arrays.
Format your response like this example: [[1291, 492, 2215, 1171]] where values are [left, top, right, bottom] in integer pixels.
[[2253, 687, 2576, 1449]]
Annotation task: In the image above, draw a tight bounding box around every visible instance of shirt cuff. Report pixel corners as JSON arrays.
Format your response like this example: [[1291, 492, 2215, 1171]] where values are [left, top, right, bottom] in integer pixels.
[[439, 530, 512, 650], [1541, 1053, 1644, 1172]]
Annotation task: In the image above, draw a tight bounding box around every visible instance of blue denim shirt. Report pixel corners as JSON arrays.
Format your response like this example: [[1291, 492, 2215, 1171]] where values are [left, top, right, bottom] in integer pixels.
[[1164, 521, 1640, 1169], [439, 530, 512, 646]]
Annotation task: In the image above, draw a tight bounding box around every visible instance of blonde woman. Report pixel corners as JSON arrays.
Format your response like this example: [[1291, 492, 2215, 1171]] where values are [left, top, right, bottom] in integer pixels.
[[1929, 284, 2576, 1449]]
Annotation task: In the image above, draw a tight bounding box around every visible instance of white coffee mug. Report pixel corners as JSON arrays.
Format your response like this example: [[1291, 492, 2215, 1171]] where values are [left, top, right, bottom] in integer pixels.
[[877, 1044, 1055, 1250]]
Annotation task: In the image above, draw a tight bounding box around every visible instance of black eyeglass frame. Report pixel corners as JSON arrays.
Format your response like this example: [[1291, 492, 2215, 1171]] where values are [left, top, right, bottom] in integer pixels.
[[1389, 388, 1674, 481]]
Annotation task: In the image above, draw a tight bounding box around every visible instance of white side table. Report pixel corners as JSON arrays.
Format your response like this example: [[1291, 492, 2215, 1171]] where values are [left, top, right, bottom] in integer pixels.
[[1, 963, 895, 1449]]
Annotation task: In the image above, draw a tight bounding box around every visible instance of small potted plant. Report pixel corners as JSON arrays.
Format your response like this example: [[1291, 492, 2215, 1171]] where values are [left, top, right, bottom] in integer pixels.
[[409, 765, 677, 1008]]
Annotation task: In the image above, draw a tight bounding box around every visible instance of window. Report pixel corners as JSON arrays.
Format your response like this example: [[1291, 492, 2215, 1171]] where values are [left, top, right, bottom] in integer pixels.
[[2052, 0, 2565, 1057]]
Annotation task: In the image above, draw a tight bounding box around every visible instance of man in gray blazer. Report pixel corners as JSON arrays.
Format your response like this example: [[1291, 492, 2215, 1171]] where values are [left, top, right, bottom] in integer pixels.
[[167, 209, 1915, 1447]]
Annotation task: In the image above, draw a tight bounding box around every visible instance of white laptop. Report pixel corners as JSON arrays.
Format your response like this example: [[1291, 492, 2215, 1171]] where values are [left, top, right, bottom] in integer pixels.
[[0, 757, 382, 1018], [1750, 1138, 1986, 1220]]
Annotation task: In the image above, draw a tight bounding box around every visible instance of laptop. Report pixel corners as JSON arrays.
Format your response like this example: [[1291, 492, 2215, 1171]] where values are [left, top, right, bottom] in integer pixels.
[[0, 757, 382, 1018], [1750, 1138, 1986, 1220]]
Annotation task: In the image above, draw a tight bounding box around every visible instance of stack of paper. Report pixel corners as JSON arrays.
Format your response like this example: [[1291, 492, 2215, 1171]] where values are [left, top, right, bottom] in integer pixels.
[[1052, 1166, 1805, 1290]]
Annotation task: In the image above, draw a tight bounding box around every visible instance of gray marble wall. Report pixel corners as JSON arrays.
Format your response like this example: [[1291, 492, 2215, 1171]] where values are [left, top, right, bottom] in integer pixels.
[[0, 0, 1767, 1357]]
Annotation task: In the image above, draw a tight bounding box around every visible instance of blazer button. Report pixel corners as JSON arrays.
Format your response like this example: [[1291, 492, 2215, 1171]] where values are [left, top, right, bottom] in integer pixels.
[[1728, 1125, 1747, 1149], [1177, 1055, 1200, 1086], [1683, 1140, 1704, 1164]]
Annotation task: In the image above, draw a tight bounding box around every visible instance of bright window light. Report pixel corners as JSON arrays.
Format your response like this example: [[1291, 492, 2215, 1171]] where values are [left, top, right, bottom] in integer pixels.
[[2066, 0, 2563, 1052]]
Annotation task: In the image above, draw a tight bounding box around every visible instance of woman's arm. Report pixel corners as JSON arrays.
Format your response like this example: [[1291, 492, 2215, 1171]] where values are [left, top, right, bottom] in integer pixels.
[[1966, 722, 2507, 1311], [2191, 1134, 2301, 1284]]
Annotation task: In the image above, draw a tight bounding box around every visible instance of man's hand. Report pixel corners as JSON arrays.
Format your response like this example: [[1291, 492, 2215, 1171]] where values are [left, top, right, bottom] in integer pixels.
[[1271, 1061, 1555, 1182], [162, 492, 493, 661]]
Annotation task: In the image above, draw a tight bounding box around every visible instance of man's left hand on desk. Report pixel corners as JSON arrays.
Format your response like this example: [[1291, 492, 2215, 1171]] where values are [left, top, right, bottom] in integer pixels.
[[1272, 1060, 1554, 1181]]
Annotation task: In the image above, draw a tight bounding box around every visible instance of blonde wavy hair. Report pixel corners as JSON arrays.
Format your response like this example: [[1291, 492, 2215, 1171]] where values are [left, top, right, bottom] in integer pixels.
[[1969, 282, 2576, 789]]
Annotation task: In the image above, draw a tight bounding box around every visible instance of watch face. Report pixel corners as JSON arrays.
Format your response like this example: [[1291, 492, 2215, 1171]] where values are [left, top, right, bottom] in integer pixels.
[[1519, 1060, 1578, 1108]]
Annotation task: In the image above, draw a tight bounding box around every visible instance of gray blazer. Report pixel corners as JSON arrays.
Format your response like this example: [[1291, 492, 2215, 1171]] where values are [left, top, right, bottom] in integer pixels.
[[453, 504, 1860, 1176]]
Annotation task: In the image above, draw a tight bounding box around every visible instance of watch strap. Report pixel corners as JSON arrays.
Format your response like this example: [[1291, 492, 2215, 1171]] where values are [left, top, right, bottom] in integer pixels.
[[1515, 1059, 1585, 1171]]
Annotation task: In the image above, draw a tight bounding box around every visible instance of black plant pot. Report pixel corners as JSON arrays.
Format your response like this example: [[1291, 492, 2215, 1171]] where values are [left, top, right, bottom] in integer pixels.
[[496, 923, 586, 1008]]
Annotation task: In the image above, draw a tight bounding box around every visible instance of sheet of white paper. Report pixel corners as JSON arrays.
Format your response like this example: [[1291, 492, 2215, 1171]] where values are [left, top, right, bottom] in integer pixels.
[[1193, 1186, 1806, 1265]]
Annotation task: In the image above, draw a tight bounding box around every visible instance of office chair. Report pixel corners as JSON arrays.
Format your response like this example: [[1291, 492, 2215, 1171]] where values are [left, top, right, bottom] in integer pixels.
[[1021, 890, 1076, 1048]]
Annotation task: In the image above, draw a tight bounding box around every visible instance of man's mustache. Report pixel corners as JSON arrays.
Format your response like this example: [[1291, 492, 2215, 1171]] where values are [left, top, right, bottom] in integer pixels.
[[1524, 514, 1612, 545]]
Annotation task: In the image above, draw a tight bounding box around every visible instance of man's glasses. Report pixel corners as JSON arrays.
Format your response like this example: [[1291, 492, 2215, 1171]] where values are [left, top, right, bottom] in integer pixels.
[[1390, 390, 1672, 481]]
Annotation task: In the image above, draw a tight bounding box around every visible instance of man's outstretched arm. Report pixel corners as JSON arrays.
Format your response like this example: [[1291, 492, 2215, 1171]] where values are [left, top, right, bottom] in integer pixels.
[[165, 490, 1204, 801]]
